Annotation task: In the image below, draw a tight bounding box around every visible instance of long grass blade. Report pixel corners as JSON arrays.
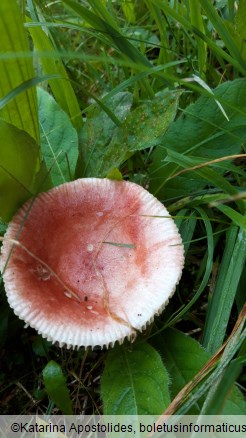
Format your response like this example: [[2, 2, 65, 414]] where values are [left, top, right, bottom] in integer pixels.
[[166, 207, 213, 327], [200, 0, 245, 71], [0, 0, 39, 141], [202, 225, 246, 353], [189, 1, 207, 77], [149, 0, 246, 75], [63, 0, 151, 68], [27, 18, 83, 130], [0, 74, 60, 110]]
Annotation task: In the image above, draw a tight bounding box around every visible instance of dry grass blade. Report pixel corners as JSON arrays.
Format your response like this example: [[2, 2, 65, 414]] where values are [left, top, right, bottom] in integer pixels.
[[152, 303, 246, 422], [167, 154, 246, 180]]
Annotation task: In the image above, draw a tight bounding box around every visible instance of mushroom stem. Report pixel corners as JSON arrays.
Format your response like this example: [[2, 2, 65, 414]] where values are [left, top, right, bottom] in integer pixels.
[[0, 237, 81, 303]]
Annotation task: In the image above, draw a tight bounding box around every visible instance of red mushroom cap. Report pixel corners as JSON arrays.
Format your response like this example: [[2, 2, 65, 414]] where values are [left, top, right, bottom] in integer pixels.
[[0, 178, 184, 349]]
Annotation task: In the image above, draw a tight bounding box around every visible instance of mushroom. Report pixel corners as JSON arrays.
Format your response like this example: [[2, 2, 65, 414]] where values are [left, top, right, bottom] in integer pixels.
[[0, 178, 184, 349]]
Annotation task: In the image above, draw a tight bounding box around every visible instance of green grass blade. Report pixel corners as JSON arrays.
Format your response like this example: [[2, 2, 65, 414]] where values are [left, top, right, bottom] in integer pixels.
[[149, 0, 246, 75], [151, 327, 245, 415], [145, 0, 171, 66], [0, 74, 60, 110], [202, 225, 246, 353], [87, 0, 120, 28], [176, 317, 246, 415], [166, 149, 239, 200], [0, 0, 39, 142], [174, 208, 197, 256], [200, 0, 245, 70], [26, 18, 82, 130], [166, 207, 213, 327], [201, 357, 245, 414], [62, 0, 151, 68], [213, 205, 246, 229], [189, 0, 207, 77]]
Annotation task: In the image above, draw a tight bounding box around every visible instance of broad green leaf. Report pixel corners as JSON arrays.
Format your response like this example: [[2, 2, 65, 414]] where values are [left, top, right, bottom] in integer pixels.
[[150, 79, 246, 199], [120, 89, 182, 153], [27, 19, 82, 131], [78, 92, 133, 177], [0, 120, 41, 221], [151, 328, 246, 414], [38, 88, 78, 186], [0, 0, 39, 142], [42, 360, 73, 414], [101, 341, 170, 415], [79, 90, 180, 177]]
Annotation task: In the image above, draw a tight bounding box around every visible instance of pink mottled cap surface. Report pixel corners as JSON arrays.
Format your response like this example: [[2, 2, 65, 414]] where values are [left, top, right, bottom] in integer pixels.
[[0, 178, 184, 349]]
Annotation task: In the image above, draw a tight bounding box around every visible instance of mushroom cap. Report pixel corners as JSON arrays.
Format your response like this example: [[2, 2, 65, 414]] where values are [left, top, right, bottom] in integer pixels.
[[0, 178, 184, 349]]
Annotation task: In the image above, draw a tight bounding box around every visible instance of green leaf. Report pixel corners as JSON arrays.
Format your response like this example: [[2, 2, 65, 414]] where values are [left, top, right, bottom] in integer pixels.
[[0, 120, 41, 221], [101, 341, 170, 415], [78, 92, 133, 177], [107, 168, 123, 181], [121, 89, 182, 153], [79, 89, 180, 177], [27, 18, 82, 131], [42, 360, 73, 414], [151, 328, 246, 414], [150, 79, 246, 199], [38, 87, 78, 186], [0, 0, 39, 142]]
